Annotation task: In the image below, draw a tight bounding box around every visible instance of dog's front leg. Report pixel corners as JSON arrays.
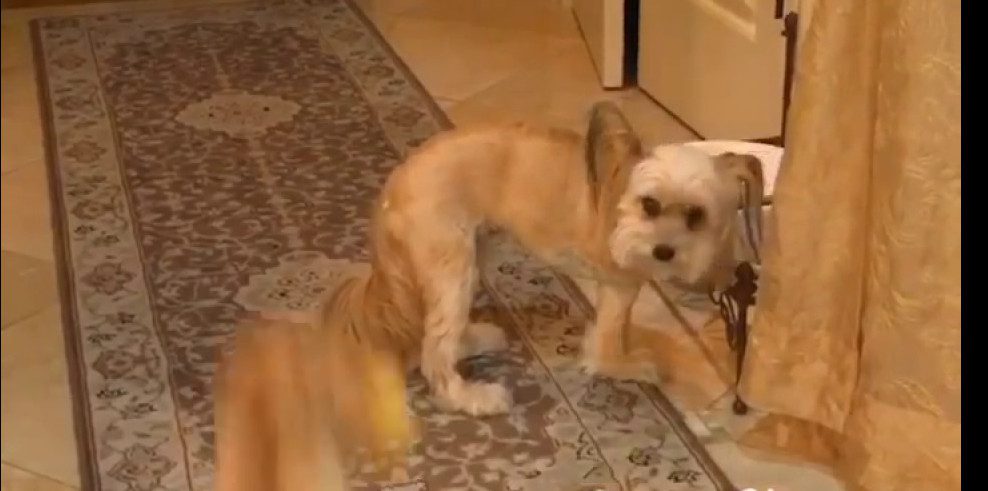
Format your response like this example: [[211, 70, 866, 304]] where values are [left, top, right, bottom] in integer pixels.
[[582, 280, 657, 381]]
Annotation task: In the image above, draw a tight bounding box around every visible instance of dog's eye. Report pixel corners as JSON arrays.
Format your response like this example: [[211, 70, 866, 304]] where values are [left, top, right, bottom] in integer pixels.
[[640, 197, 661, 217], [685, 206, 706, 230]]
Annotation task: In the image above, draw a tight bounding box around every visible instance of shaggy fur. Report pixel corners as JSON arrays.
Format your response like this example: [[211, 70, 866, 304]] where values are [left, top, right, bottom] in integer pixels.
[[314, 102, 764, 416], [214, 103, 765, 489]]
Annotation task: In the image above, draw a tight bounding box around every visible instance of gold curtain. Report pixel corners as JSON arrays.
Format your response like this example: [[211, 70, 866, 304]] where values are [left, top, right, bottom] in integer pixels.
[[739, 0, 960, 490]]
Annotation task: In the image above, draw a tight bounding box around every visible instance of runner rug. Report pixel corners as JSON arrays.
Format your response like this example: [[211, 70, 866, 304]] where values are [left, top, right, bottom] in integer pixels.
[[32, 1, 735, 489]]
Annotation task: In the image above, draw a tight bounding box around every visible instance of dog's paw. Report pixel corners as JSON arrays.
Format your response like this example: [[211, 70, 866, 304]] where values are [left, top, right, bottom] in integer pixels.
[[464, 381, 512, 416], [438, 381, 512, 416], [461, 322, 509, 358], [581, 351, 659, 383]]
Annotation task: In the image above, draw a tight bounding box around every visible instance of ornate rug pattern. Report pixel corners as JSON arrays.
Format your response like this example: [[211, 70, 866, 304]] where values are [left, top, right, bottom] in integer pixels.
[[32, 1, 734, 489]]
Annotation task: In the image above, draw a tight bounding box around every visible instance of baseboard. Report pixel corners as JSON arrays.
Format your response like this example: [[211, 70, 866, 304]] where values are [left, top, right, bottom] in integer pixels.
[[749, 136, 783, 147]]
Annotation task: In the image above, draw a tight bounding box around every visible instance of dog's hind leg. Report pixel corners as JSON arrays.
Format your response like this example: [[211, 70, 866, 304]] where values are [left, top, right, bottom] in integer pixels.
[[402, 321, 507, 374], [414, 232, 511, 416], [460, 322, 509, 359]]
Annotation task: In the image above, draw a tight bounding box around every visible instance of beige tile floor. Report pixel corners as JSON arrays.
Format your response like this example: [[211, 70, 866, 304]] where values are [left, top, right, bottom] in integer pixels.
[[1, 1, 840, 490]]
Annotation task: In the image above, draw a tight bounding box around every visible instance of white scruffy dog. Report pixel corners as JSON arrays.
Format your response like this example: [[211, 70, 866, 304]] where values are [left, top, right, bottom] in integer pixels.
[[313, 102, 764, 416]]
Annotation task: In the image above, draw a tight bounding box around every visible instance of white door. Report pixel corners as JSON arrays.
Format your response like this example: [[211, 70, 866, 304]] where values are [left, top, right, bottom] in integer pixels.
[[572, 0, 626, 88], [638, 0, 788, 140]]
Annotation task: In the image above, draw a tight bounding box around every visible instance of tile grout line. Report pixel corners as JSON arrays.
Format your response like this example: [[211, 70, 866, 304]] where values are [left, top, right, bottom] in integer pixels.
[[1, 459, 79, 489], [0, 299, 60, 331], [2, 249, 58, 330], [435, 39, 586, 107], [378, 11, 582, 103], [1, 159, 47, 177]]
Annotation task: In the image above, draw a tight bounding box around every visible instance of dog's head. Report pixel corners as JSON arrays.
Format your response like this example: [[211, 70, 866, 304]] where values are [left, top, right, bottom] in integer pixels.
[[586, 103, 764, 289]]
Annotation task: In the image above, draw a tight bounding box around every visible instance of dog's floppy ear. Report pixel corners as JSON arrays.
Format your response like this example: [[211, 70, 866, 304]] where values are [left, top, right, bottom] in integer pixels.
[[586, 101, 643, 213], [714, 152, 765, 258]]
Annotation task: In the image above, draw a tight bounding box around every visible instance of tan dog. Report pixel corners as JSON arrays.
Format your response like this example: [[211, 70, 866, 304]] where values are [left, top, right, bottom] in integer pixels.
[[215, 319, 413, 491], [313, 102, 763, 416]]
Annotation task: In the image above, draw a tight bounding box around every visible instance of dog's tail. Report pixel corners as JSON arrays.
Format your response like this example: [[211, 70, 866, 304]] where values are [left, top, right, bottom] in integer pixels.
[[317, 264, 422, 353]]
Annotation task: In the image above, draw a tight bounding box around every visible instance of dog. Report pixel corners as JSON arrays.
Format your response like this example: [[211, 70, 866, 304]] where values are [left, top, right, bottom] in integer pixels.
[[309, 102, 762, 417], [214, 103, 764, 488], [215, 318, 414, 491]]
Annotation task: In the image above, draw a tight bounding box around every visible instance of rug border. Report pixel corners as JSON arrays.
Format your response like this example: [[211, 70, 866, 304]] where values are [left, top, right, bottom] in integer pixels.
[[342, 0, 453, 131], [555, 276, 738, 491], [30, 18, 102, 491], [27, 4, 454, 489], [32, 3, 735, 490]]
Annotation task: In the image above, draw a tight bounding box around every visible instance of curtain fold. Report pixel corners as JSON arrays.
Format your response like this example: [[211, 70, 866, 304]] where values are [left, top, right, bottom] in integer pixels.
[[738, 1, 960, 489]]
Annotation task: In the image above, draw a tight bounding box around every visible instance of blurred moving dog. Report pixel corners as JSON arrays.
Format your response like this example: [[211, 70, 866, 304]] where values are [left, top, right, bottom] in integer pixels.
[[215, 319, 412, 491], [307, 101, 763, 416], [214, 102, 763, 489]]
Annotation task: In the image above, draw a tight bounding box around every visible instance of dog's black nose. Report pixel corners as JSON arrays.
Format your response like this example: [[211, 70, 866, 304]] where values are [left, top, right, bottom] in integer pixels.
[[652, 245, 675, 262]]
